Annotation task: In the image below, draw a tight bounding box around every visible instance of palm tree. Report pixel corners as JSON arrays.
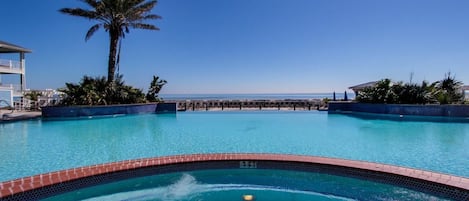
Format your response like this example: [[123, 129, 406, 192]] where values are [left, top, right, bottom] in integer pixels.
[[60, 0, 161, 84], [431, 72, 463, 104], [146, 75, 167, 102]]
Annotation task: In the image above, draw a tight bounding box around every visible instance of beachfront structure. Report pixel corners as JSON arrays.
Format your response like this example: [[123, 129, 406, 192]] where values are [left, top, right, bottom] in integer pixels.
[[171, 99, 324, 111], [463, 85, 469, 101], [348, 81, 378, 97], [24, 89, 63, 108], [0, 40, 31, 108]]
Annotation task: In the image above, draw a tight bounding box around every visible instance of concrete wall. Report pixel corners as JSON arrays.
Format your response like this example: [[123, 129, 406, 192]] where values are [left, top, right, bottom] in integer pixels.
[[328, 102, 469, 118], [42, 103, 176, 119]]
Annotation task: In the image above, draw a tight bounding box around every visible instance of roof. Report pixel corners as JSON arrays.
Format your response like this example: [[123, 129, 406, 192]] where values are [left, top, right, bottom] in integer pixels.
[[349, 81, 378, 90], [0, 40, 32, 53], [462, 85, 469, 90]]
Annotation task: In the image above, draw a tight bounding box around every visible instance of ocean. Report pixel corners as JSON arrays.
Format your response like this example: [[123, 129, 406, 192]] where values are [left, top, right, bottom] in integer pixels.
[[159, 93, 355, 101]]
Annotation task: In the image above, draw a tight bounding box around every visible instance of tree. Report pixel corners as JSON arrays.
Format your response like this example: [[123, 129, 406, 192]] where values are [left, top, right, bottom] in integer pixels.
[[391, 81, 433, 104], [356, 79, 394, 103], [24, 91, 42, 101], [60, 0, 161, 84], [355, 73, 464, 105], [146, 75, 167, 102], [431, 72, 463, 104], [59, 76, 109, 105]]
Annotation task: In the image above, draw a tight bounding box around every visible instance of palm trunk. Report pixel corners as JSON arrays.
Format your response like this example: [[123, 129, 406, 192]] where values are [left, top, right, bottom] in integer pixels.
[[108, 30, 119, 84]]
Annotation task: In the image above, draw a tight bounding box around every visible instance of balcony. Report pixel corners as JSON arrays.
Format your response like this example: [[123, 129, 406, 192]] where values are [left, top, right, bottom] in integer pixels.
[[0, 59, 23, 74], [0, 84, 22, 97]]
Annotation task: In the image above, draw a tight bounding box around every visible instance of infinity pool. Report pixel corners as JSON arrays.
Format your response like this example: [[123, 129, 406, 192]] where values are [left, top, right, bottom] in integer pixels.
[[1, 111, 469, 182]]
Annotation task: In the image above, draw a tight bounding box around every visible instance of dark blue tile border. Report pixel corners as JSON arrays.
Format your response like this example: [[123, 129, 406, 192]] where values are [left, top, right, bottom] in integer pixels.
[[41, 103, 176, 119]]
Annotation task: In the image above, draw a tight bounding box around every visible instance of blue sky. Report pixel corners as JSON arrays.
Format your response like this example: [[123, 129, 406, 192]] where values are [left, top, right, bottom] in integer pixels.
[[1, 0, 469, 94]]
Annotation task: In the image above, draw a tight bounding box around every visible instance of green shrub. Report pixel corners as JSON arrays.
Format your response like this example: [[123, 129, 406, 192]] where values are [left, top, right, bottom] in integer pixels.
[[59, 75, 155, 106], [431, 72, 463, 104], [356, 79, 394, 103], [356, 73, 463, 105]]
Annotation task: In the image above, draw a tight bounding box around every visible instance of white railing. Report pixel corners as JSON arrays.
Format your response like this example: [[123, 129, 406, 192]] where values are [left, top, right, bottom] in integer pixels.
[[0, 84, 14, 90], [13, 98, 32, 111], [12, 84, 22, 93], [0, 59, 21, 70], [0, 84, 23, 97], [37, 96, 62, 107]]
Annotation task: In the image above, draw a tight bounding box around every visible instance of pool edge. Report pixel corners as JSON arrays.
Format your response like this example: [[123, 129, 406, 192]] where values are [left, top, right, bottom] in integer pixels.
[[1, 153, 468, 200]]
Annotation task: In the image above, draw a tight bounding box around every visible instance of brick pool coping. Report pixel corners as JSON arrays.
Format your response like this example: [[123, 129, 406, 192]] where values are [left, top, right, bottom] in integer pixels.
[[1, 153, 469, 200]]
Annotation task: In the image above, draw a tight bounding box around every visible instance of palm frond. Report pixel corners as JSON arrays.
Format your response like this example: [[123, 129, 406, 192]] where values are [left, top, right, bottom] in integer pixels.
[[125, 0, 147, 9], [85, 24, 102, 41], [59, 8, 99, 19], [124, 0, 157, 20], [134, 0, 157, 12], [130, 23, 159, 30], [142, 14, 162, 20]]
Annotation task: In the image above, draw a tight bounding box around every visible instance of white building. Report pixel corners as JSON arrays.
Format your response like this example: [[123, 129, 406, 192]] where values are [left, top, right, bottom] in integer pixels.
[[28, 89, 63, 107], [348, 81, 378, 97], [0, 40, 31, 108]]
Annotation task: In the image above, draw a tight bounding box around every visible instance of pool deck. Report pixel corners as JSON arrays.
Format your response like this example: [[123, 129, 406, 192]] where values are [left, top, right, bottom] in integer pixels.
[[0, 110, 41, 122], [1, 153, 468, 200]]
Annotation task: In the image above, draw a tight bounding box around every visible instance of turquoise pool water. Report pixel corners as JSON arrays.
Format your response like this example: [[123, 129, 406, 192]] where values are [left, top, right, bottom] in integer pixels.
[[1, 111, 469, 182], [44, 169, 448, 201]]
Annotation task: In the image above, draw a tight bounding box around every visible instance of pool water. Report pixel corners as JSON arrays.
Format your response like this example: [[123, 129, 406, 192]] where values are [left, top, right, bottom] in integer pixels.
[[1, 111, 469, 182], [44, 169, 449, 201]]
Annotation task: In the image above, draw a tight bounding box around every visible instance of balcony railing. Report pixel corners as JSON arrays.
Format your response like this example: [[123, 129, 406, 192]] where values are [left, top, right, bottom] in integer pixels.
[[0, 59, 22, 72], [0, 84, 13, 90], [0, 84, 22, 95]]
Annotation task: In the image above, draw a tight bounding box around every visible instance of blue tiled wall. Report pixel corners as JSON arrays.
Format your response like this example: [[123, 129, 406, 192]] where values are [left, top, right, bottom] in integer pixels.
[[328, 102, 469, 117], [42, 103, 176, 118], [155, 103, 176, 114]]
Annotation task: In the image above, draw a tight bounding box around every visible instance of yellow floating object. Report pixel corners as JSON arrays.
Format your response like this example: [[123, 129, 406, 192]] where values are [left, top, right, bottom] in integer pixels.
[[243, 194, 254, 201]]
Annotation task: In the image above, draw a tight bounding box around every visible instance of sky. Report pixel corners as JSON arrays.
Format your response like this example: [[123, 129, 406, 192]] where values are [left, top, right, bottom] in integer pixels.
[[1, 0, 469, 94]]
